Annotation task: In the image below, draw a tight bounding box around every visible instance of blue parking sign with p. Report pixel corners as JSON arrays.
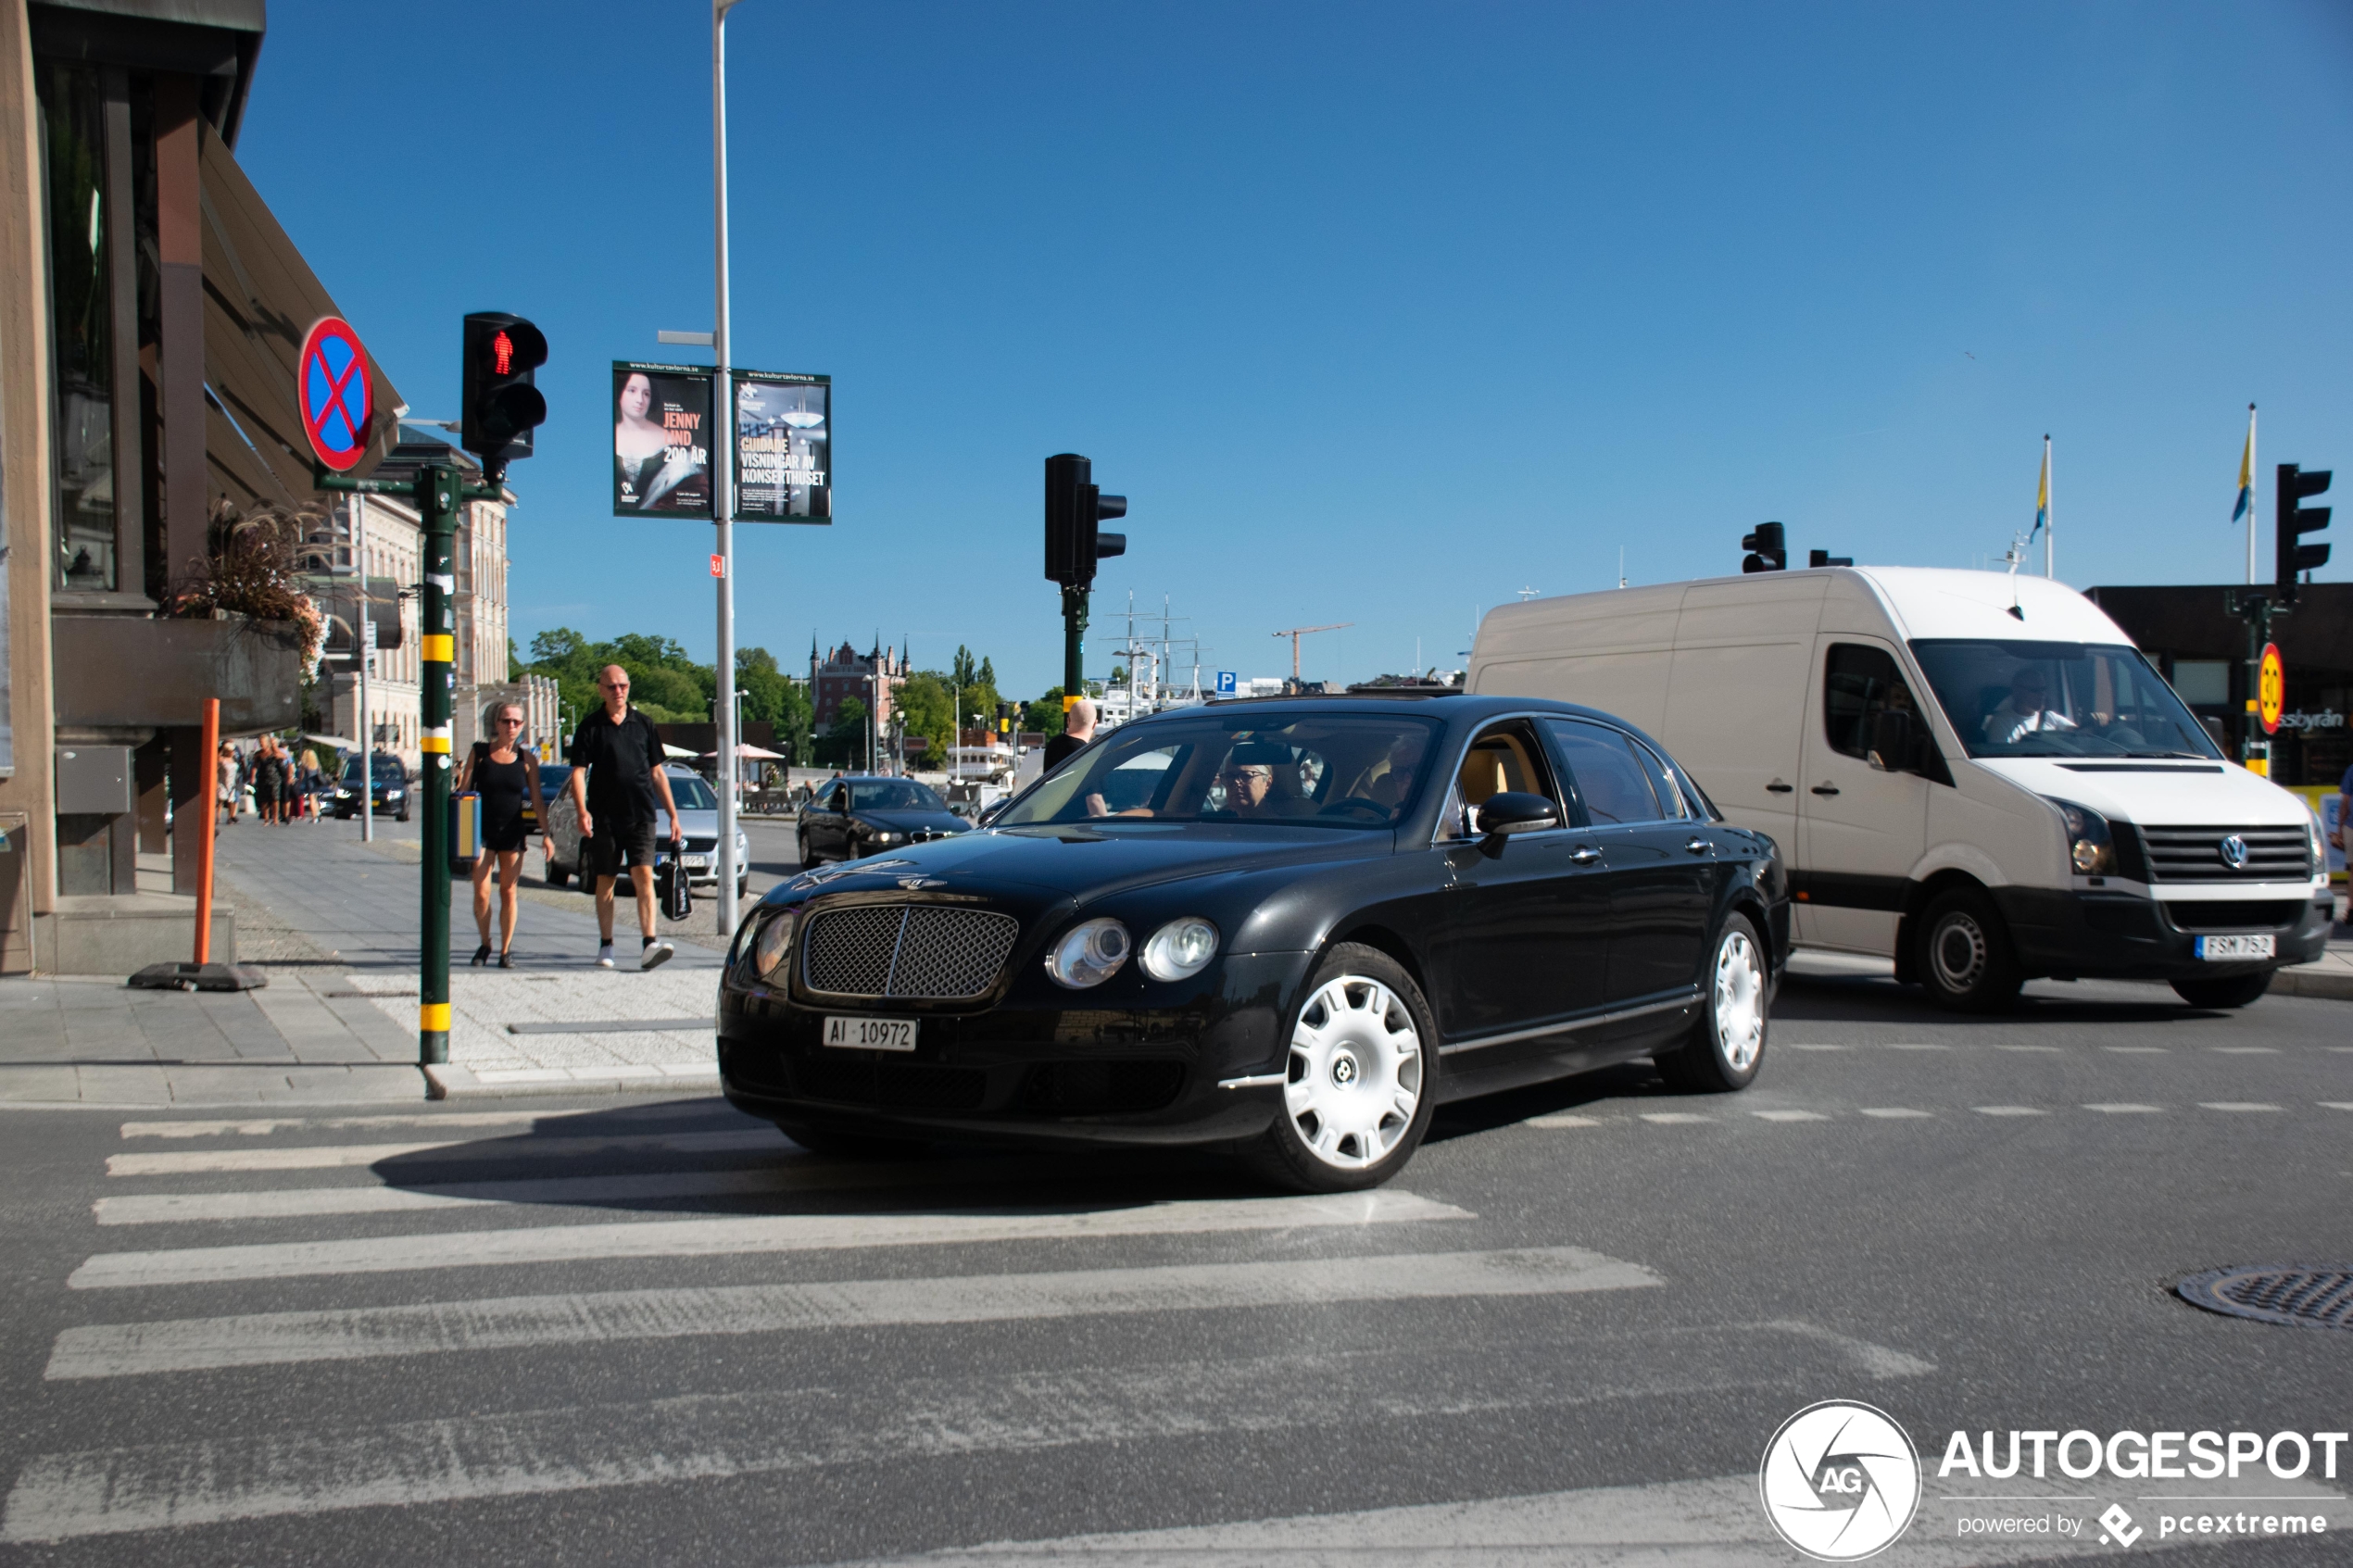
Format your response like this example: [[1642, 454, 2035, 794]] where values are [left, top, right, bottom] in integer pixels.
[[1215, 671, 1237, 696]]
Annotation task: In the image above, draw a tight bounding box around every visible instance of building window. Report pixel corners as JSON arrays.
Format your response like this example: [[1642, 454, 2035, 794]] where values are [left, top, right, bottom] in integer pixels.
[[37, 63, 117, 590]]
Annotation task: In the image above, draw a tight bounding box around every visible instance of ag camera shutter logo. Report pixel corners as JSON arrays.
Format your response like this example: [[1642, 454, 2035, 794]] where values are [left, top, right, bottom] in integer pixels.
[[1760, 1400, 1922, 1560]]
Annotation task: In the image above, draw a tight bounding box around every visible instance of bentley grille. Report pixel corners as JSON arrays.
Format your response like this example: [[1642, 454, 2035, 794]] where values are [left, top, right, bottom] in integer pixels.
[[800, 904, 1021, 1001]]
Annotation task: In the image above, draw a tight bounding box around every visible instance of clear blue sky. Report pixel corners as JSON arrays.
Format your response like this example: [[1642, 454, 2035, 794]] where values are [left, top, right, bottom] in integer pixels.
[[239, 1, 2353, 697]]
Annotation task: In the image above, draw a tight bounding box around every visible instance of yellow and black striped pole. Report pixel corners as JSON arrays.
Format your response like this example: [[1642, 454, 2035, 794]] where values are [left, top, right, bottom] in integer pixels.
[[418, 463, 458, 1065]]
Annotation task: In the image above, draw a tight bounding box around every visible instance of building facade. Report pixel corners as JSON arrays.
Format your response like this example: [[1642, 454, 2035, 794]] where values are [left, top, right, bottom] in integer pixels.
[[810, 639, 906, 734], [1, 0, 412, 971]]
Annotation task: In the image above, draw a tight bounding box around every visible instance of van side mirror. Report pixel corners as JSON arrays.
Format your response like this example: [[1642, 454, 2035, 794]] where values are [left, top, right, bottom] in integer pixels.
[[1867, 709, 1919, 773], [1476, 791, 1560, 855]]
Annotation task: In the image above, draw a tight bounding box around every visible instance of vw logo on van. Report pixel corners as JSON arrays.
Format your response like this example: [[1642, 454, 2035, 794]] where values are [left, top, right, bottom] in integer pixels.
[[2218, 834, 2249, 869]]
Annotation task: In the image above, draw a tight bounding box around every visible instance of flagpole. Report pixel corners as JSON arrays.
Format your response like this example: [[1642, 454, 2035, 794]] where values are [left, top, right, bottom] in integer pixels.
[[2246, 403, 2258, 587], [2044, 434, 2054, 578]]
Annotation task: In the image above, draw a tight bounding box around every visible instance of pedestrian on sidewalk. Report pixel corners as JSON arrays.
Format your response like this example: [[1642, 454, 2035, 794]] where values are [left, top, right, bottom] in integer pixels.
[[460, 702, 547, 969], [1043, 697, 1096, 771], [566, 666, 683, 971], [252, 736, 285, 825], [296, 746, 325, 822], [216, 741, 240, 828]]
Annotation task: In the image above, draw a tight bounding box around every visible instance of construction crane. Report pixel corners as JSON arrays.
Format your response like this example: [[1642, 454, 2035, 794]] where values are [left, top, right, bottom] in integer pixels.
[[1272, 622, 1353, 684]]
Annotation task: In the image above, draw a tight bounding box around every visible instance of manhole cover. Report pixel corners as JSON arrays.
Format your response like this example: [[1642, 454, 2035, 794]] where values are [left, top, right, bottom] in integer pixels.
[[2176, 1265, 2353, 1330]]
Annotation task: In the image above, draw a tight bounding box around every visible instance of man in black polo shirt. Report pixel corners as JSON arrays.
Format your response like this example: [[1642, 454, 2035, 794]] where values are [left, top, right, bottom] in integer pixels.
[[567, 665, 685, 969]]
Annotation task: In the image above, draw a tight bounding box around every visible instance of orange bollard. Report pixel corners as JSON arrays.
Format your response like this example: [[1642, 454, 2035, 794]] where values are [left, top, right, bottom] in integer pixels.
[[194, 696, 219, 966]]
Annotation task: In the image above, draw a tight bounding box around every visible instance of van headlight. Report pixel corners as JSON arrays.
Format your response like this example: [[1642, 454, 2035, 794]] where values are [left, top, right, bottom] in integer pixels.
[[1140, 917, 1219, 981], [2309, 813, 2329, 876], [1046, 918, 1130, 988], [2048, 797, 2115, 875], [751, 909, 796, 981]]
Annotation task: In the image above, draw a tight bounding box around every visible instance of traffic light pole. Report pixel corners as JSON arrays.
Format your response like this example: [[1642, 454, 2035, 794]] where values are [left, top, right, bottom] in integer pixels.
[[320, 461, 498, 1071], [1062, 584, 1089, 709], [2223, 587, 2284, 778], [711, 0, 742, 937]]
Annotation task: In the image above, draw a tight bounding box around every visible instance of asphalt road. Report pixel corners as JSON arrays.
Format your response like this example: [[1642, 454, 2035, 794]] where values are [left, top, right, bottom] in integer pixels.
[[0, 970, 2346, 1565]]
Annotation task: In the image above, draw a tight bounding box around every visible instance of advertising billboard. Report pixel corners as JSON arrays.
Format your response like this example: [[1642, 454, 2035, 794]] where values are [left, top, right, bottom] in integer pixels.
[[733, 370, 830, 522], [611, 362, 714, 518]]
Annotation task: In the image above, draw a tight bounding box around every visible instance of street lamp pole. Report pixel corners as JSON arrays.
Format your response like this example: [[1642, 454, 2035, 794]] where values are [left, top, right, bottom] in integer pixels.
[[711, 0, 742, 937]]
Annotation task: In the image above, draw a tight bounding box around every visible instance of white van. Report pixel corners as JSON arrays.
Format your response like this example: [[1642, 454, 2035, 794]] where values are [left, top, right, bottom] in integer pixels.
[[1468, 567, 2333, 1010]]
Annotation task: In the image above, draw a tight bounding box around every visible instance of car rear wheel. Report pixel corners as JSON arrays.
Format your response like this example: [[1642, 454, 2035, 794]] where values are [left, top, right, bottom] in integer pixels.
[[1917, 887, 2022, 1012], [1656, 910, 1768, 1092], [2170, 970, 2272, 1009], [1244, 944, 1436, 1193], [798, 831, 821, 870]]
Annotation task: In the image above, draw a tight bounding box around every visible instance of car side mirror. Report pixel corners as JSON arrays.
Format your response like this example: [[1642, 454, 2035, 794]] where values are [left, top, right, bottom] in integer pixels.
[[1867, 709, 1918, 773], [1476, 790, 1560, 855]]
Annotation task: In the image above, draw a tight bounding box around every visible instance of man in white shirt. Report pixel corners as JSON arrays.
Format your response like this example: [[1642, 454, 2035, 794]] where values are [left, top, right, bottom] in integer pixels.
[[1982, 668, 2078, 746]]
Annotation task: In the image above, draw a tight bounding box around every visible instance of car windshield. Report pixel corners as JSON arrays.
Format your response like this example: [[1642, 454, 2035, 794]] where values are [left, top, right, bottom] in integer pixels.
[[665, 773, 718, 809], [1909, 640, 2224, 760], [996, 712, 1444, 830], [849, 779, 946, 812], [343, 757, 405, 784]]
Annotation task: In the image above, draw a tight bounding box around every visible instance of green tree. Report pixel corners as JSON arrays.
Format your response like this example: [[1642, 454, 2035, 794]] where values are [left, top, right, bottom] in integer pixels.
[[1026, 687, 1067, 737], [816, 696, 869, 770], [897, 672, 953, 762]]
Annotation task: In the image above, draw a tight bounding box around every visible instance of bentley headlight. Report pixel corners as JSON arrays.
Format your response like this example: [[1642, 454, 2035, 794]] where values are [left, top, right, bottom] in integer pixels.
[[1140, 917, 1219, 982], [2048, 797, 2115, 876], [1046, 917, 1130, 988], [752, 909, 796, 981]]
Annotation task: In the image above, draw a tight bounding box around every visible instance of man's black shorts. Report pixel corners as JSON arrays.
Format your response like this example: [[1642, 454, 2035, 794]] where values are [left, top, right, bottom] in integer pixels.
[[585, 821, 658, 880]]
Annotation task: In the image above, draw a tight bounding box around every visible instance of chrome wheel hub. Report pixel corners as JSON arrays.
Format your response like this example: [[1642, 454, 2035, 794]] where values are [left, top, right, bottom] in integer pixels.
[[1712, 929, 1764, 1071], [1287, 974, 1422, 1171]]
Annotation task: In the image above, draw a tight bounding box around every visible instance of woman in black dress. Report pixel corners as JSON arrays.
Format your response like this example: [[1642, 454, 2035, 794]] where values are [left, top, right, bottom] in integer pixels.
[[459, 703, 547, 967]]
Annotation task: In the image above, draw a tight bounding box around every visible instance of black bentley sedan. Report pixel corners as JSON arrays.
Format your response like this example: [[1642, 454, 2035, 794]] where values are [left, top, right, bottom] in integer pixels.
[[720, 696, 1788, 1191], [797, 775, 972, 867]]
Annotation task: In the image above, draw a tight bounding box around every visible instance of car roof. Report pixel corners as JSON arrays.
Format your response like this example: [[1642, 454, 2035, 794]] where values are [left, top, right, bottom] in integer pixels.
[[1124, 693, 1629, 729]]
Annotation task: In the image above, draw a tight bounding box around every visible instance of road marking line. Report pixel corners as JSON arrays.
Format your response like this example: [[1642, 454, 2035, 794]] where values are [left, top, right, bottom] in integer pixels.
[[107, 1127, 778, 1177], [45, 1246, 1657, 1380], [0, 1322, 1926, 1544], [1526, 1114, 1602, 1129], [1636, 1112, 1711, 1124], [120, 1110, 616, 1140], [2209, 1047, 2279, 1055], [2198, 1102, 2282, 1112], [1971, 1106, 2048, 1117], [1749, 1110, 1828, 1123], [2321, 1103, 2353, 1111], [67, 1191, 1472, 1291], [2082, 1104, 2165, 1114], [1858, 1109, 1932, 1119]]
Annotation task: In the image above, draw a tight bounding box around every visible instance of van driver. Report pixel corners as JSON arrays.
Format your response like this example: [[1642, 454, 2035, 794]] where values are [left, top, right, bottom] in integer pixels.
[[1982, 668, 2079, 746]]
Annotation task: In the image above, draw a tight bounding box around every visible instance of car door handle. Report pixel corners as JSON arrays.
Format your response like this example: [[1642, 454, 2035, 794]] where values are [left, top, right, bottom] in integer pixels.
[[1766, 779, 1794, 794], [1685, 838, 1713, 855], [1810, 783, 1841, 796], [1568, 846, 1602, 864]]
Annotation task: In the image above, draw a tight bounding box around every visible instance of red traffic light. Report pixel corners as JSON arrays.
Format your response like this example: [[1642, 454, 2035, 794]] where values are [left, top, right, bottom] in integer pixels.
[[492, 331, 514, 375]]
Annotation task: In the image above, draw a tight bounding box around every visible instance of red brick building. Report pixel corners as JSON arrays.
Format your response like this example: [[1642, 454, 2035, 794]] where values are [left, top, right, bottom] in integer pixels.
[[810, 639, 906, 734]]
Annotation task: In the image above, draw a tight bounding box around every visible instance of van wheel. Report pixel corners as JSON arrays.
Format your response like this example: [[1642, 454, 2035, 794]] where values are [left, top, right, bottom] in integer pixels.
[[1243, 944, 1437, 1193], [1917, 887, 2022, 1012], [2170, 971, 2272, 1009], [1657, 911, 1768, 1092]]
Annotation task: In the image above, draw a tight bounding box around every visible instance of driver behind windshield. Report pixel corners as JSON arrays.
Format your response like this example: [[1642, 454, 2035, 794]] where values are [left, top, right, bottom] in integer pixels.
[[1982, 667, 2079, 746], [1215, 743, 1286, 819]]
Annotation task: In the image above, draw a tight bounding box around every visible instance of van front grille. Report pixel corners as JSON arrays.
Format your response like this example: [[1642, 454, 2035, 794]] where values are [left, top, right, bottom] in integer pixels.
[[2138, 824, 2308, 883]]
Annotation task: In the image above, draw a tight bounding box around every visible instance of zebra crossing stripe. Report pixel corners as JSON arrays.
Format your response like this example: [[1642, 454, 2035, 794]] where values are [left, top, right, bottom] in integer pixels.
[[0, 1319, 1927, 1544], [45, 1246, 1659, 1379], [106, 1127, 780, 1177], [68, 1190, 1472, 1290]]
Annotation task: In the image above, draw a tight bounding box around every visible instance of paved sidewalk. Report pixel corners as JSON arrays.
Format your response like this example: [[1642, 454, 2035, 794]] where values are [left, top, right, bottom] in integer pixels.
[[0, 818, 734, 1108]]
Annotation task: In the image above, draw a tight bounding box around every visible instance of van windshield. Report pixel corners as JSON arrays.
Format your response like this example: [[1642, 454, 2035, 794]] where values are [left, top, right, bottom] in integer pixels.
[[1909, 640, 2223, 760]]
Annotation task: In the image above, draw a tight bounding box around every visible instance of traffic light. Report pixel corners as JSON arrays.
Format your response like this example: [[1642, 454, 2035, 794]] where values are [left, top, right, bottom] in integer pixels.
[[1044, 453, 1126, 588], [2276, 463, 2331, 603], [460, 312, 547, 479], [1742, 521, 1786, 573], [1808, 548, 1853, 569], [996, 701, 1016, 740]]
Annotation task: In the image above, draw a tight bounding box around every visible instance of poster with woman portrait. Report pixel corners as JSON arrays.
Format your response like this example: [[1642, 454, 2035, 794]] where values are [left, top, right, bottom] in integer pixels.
[[611, 363, 714, 517], [732, 370, 831, 522]]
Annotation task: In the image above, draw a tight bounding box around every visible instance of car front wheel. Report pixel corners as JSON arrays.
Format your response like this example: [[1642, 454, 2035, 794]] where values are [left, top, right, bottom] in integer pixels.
[[1244, 943, 1437, 1193], [798, 832, 820, 870], [1657, 910, 1768, 1092], [1917, 887, 2022, 1012]]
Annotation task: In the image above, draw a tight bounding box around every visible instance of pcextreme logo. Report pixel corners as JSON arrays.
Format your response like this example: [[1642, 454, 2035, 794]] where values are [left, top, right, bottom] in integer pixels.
[[1760, 1400, 1923, 1561]]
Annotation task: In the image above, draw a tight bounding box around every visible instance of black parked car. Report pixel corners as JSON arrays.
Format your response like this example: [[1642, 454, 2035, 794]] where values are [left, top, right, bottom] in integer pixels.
[[720, 696, 1789, 1191], [797, 775, 972, 866], [327, 753, 411, 822]]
